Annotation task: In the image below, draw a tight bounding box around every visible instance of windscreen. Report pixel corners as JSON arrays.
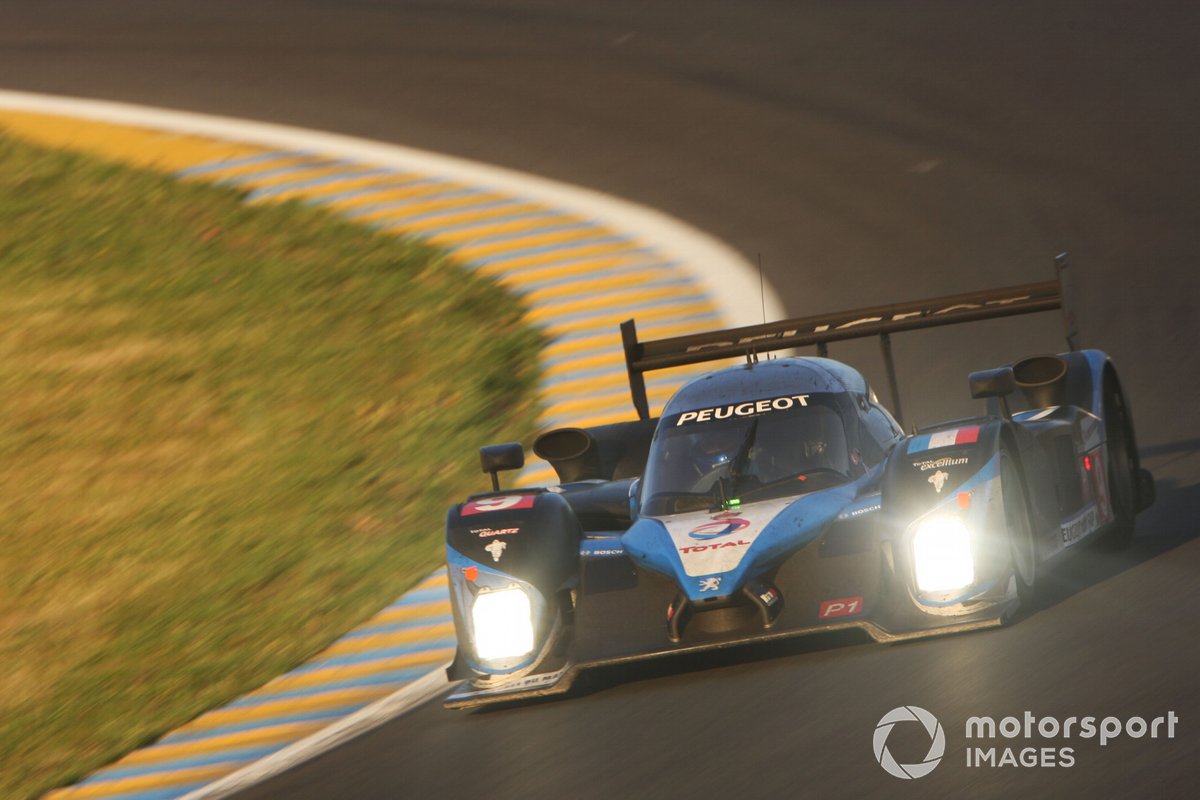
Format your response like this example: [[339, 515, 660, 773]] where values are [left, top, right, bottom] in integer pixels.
[[640, 392, 852, 516]]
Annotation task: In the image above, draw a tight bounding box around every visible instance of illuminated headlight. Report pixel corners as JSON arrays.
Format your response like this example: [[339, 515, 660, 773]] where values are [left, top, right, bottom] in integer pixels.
[[471, 588, 535, 661], [912, 516, 975, 592]]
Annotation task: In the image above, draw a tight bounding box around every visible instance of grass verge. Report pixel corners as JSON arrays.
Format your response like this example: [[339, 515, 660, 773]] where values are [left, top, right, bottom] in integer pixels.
[[0, 133, 542, 799]]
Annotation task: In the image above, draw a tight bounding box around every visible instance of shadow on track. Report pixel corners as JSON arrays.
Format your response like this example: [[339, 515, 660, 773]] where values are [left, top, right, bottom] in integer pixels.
[[1036, 463, 1200, 610], [462, 626, 873, 715]]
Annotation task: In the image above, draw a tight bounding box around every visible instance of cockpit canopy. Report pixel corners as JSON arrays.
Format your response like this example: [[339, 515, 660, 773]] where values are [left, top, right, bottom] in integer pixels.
[[639, 359, 901, 516]]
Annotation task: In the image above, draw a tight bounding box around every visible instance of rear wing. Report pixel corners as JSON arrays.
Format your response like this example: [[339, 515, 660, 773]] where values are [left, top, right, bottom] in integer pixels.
[[621, 253, 1079, 426]]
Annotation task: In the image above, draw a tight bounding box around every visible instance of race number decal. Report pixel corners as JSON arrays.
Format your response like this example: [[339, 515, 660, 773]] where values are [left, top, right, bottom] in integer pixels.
[[461, 494, 536, 516]]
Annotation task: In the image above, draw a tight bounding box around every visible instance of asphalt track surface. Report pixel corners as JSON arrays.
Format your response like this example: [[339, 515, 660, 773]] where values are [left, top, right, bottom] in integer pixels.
[[3, 2, 1198, 797]]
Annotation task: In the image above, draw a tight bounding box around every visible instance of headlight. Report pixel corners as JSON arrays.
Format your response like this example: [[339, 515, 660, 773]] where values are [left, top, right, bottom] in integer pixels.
[[471, 587, 535, 661], [912, 516, 975, 592]]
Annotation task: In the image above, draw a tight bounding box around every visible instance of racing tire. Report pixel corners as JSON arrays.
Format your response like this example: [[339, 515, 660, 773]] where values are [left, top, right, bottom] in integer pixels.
[[1101, 371, 1138, 549], [1000, 450, 1038, 612]]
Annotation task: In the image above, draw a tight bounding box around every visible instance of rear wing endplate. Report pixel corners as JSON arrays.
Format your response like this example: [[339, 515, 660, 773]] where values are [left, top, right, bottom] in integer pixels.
[[621, 253, 1079, 426]]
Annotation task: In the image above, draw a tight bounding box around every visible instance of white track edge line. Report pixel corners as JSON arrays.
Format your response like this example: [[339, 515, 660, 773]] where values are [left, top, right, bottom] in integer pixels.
[[0, 89, 783, 327], [177, 665, 451, 800]]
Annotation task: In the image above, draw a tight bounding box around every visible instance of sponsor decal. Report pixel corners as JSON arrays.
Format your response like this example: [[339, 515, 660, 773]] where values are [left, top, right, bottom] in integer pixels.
[[662, 496, 794, 577], [461, 494, 536, 516], [1061, 507, 1099, 546], [580, 538, 624, 557], [674, 394, 810, 426], [582, 547, 625, 557], [928, 470, 951, 493], [688, 511, 751, 540], [874, 706, 945, 780], [484, 539, 507, 562], [759, 587, 780, 606], [698, 576, 722, 592], [472, 527, 519, 538], [838, 501, 881, 520], [913, 455, 969, 472], [820, 596, 864, 618], [684, 295, 1055, 357], [680, 538, 751, 554], [465, 664, 573, 697], [908, 426, 980, 454]]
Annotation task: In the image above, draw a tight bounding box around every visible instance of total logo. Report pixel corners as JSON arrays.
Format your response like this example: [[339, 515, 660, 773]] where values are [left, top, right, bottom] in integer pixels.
[[688, 511, 750, 540], [680, 539, 751, 554]]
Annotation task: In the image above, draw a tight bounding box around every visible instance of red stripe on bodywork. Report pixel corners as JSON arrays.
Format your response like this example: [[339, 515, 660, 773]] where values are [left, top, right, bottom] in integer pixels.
[[955, 426, 980, 445]]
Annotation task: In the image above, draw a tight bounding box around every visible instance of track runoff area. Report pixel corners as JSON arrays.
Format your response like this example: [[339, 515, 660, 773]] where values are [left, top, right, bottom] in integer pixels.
[[0, 92, 778, 800]]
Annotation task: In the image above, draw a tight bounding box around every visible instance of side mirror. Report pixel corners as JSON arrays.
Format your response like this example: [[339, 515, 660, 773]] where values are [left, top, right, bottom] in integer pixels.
[[480, 442, 524, 491], [968, 366, 1016, 419]]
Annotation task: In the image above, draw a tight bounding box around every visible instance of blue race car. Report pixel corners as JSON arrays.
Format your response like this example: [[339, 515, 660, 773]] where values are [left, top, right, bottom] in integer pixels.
[[442, 257, 1154, 708]]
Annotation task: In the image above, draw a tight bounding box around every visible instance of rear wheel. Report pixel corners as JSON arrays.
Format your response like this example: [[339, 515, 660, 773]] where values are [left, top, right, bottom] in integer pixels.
[[1000, 451, 1037, 612], [1102, 372, 1138, 548]]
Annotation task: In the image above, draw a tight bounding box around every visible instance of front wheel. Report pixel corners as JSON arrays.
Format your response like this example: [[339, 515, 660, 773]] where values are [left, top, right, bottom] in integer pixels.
[[1102, 371, 1139, 548]]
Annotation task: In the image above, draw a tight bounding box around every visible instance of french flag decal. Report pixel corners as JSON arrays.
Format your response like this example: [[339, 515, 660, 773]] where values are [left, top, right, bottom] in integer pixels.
[[908, 425, 980, 454]]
